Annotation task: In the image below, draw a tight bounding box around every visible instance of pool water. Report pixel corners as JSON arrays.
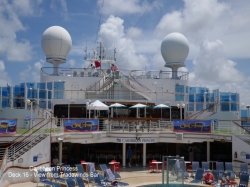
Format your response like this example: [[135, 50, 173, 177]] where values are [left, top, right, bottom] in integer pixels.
[[138, 185, 194, 187]]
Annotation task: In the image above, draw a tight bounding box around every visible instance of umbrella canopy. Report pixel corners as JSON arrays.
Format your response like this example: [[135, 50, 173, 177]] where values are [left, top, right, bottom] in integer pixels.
[[154, 104, 171, 119], [154, 104, 171, 109], [87, 100, 109, 110], [130, 103, 148, 108], [109, 103, 127, 108]]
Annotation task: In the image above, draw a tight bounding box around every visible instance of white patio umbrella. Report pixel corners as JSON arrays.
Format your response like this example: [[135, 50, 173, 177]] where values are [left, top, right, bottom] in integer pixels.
[[109, 103, 127, 117], [130, 103, 149, 118], [154, 104, 171, 119]]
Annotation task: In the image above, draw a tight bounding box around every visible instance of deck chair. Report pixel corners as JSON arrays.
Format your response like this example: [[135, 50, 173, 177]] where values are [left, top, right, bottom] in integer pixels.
[[189, 168, 204, 183], [37, 169, 62, 187], [99, 164, 121, 180], [191, 161, 199, 177], [202, 162, 210, 171], [225, 162, 236, 180], [50, 166, 75, 187], [63, 165, 85, 187], [240, 163, 249, 177], [211, 170, 220, 186], [75, 164, 94, 185], [179, 160, 189, 179], [216, 162, 224, 179], [91, 171, 115, 187], [105, 169, 129, 186], [238, 173, 249, 187]]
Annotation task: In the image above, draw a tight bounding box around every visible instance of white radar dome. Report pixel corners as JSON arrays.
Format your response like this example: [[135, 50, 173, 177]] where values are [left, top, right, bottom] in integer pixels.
[[41, 26, 72, 63], [161, 32, 189, 67]]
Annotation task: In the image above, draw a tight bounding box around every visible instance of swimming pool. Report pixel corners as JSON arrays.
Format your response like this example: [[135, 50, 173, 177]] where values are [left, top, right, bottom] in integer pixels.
[[138, 185, 195, 187]]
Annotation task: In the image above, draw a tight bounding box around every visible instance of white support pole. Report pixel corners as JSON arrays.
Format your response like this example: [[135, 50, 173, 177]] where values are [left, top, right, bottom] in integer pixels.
[[207, 141, 210, 161], [30, 102, 33, 129], [122, 143, 126, 168], [143, 143, 146, 167], [59, 141, 63, 165], [144, 107, 146, 118]]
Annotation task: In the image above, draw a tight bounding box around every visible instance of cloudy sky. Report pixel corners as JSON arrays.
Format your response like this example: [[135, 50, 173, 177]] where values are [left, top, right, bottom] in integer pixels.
[[0, 0, 250, 105]]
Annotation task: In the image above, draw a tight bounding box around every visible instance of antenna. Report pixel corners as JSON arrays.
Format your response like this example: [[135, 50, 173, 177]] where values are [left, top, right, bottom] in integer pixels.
[[84, 41, 88, 60], [114, 47, 116, 61]]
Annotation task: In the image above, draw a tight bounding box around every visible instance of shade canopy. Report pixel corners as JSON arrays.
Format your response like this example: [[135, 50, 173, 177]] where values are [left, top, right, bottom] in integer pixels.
[[130, 103, 148, 108], [87, 100, 109, 110], [109, 103, 127, 108], [154, 104, 171, 109]]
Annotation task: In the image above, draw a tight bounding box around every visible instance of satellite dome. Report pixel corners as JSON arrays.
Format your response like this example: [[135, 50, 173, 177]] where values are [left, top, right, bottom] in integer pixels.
[[41, 26, 72, 63], [161, 32, 189, 67]]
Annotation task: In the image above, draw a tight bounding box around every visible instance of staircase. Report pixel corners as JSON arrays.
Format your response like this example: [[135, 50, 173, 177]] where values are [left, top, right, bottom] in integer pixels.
[[0, 105, 56, 179], [187, 103, 217, 119], [86, 72, 114, 99], [232, 121, 250, 145], [119, 72, 151, 100]]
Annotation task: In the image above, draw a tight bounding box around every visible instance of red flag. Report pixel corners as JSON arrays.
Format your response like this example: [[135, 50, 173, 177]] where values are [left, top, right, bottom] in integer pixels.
[[94, 61, 101, 68]]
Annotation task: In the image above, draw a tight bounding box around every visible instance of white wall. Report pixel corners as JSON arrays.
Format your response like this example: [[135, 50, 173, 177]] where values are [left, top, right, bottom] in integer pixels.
[[0, 136, 50, 187]]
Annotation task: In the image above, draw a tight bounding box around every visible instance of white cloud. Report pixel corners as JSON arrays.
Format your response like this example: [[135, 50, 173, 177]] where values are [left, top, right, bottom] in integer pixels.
[[98, 0, 155, 16], [154, 0, 250, 59], [98, 15, 149, 70], [0, 60, 12, 86], [0, 0, 39, 62], [19, 60, 44, 82], [50, 0, 68, 20], [188, 39, 250, 104], [68, 59, 76, 67]]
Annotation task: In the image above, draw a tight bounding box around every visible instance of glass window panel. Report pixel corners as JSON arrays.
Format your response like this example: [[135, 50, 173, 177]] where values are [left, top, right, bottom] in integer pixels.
[[189, 104, 194, 111], [175, 85, 184, 93], [2, 87, 10, 97], [241, 110, 248, 118], [231, 103, 237, 111], [27, 89, 37, 99], [54, 91, 64, 99], [207, 93, 214, 102], [2, 99, 10, 108], [48, 91, 52, 99], [220, 92, 230, 101], [54, 82, 65, 90], [39, 90, 47, 99], [230, 93, 237, 102], [196, 94, 204, 102], [186, 86, 189, 93], [221, 103, 229, 111], [39, 100, 46, 108], [196, 104, 203, 111], [26, 83, 36, 89], [37, 83, 46, 89], [189, 87, 196, 94], [48, 101, 52, 109], [189, 95, 194, 102], [197, 87, 205, 93], [47, 82, 52, 90], [175, 94, 184, 101]]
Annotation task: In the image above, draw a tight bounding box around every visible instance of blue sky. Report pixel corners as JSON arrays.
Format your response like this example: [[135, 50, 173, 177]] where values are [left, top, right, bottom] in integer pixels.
[[0, 0, 250, 105]]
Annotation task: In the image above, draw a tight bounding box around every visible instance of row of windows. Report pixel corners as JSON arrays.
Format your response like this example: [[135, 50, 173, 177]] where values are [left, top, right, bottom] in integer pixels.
[[188, 103, 239, 111]]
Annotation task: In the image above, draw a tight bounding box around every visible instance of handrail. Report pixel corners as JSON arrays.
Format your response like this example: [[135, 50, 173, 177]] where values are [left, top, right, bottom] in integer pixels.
[[0, 147, 9, 179], [232, 121, 250, 134], [10, 120, 50, 148], [9, 119, 45, 144], [86, 70, 108, 91]]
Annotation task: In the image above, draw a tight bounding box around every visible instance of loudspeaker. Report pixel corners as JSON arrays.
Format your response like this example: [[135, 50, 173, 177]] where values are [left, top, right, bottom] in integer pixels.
[[176, 133, 183, 140], [93, 132, 102, 140]]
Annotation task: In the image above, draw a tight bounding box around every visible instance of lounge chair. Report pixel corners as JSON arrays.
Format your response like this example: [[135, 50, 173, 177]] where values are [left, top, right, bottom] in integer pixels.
[[211, 170, 220, 186], [50, 166, 75, 187], [189, 168, 204, 183], [37, 169, 62, 187], [75, 164, 94, 185], [240, 163, 249, 177], [179, 160, 189, 179], [225, 162, 236, 180], [216, 162, 224, 179], [99, 164, 121, 180], [238, 173, 249, 187], [191, 161, 199, 177], [105, 169, 129, 186], [91, 171, 115, 187], [63, 165, 86, 187], [201, 162, 210, 171]]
